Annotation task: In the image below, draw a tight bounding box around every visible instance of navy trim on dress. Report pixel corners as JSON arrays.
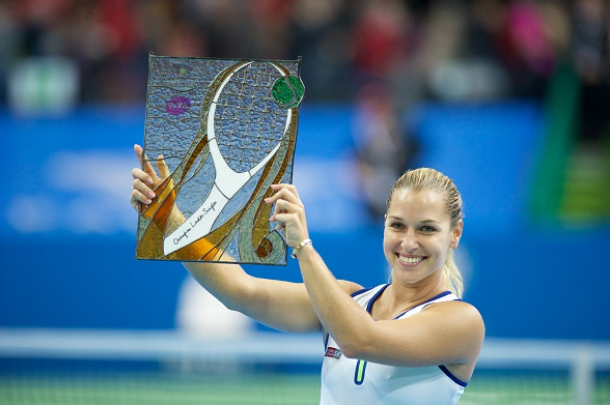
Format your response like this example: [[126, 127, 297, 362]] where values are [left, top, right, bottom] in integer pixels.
[[366, 284, 389, 313], [438, 365, 468, 387], [350, 286, 377, 298], [394, 290, 453, 319]]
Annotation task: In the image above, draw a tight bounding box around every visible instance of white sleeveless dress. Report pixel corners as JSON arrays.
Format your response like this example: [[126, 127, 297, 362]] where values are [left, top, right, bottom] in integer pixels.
[[320, 284, 467, 405]]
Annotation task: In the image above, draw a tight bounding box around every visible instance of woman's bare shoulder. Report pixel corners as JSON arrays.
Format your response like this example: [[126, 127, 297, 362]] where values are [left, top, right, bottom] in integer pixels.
[[424, 299, 485, 334]]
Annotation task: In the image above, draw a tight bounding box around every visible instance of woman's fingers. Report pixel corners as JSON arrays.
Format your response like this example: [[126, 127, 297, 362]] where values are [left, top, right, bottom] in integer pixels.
[[134, 144, 144, 166], [130, 189, 150, 210], [266, 186, 300, 223], [270, 183, 301, 200], [131, 159, 157, 211], [134, 144, 161, 180], [132, 167, 153, 184], [270, 199, 293, 227], [131, 174, 157, 210], [132, 145, 171, 215], [266, 184, 303, 208], [135, 144, 152, 175], [264, 184, 309, 246], [156, 154, 170, 179], [133, 144, 173, 187], [132, 175, 156, 198]]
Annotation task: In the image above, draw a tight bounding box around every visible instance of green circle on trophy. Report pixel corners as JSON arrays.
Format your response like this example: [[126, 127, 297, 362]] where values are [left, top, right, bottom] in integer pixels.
[[272, 75, 305, 109]]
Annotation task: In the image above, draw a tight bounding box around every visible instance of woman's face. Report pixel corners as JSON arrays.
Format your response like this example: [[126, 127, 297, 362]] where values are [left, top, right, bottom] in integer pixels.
[[383, 188, 462, 288]]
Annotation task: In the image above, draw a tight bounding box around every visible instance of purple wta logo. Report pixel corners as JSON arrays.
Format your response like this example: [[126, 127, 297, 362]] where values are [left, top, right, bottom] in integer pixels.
[[166, 96, 191, 115]]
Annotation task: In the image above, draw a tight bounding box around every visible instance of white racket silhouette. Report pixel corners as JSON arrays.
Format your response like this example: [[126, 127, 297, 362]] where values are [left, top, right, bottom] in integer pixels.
[[164, 61, 294, 255]]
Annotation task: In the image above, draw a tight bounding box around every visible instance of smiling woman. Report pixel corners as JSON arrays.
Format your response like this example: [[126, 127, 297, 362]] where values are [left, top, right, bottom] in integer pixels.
[[131, 160, 484, 405], [306, 168, 481, 405]]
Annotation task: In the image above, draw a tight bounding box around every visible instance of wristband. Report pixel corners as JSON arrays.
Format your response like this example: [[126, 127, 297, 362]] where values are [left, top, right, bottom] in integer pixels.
[[290, 238, 312, 259]]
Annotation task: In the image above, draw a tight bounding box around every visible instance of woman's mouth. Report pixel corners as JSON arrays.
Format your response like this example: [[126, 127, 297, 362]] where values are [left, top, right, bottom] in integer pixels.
[[397, 255, 425, 265]]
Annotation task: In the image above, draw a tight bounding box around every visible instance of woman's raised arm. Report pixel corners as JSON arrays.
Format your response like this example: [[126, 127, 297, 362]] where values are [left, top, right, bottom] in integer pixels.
[[130, 144, 322, 333]]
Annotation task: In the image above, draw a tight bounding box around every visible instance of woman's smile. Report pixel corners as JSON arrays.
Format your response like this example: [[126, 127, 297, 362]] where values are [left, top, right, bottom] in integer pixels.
[[396, 254, 426, 266]]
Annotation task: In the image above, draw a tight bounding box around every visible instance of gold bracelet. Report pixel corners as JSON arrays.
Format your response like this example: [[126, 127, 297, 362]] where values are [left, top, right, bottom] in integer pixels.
[[290, 238, 312, 259]]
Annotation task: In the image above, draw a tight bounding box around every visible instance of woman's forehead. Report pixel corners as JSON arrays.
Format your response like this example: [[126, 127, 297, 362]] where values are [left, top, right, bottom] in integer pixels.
[[388, 189, 447, 216], [391, 188, 443, 204]]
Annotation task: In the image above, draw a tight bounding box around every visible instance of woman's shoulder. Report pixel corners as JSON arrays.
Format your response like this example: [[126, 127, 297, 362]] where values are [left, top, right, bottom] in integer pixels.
[[424, 299, 485, 334], [426, 295, 481, 313]]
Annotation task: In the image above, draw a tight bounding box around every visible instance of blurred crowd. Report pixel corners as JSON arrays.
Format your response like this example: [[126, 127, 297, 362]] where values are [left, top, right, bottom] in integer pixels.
[[0, 0, 608, 108], [2, 0, 608, 220]]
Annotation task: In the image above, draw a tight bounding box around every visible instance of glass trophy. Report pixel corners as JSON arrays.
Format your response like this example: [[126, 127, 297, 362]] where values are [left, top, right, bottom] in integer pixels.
[[136, 55, 304, 265]]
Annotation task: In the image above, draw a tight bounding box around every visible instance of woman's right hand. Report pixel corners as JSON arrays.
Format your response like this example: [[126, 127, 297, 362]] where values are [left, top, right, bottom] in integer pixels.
[[130, 144, 170, 212]]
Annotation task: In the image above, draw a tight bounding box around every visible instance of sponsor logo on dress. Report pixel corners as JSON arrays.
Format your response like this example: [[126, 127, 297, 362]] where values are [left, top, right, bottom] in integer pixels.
[[325, 347, 342, 359]]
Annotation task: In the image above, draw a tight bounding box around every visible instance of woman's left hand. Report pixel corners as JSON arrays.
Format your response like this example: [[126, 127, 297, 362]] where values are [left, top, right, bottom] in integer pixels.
[[265, 184, 309, 250]]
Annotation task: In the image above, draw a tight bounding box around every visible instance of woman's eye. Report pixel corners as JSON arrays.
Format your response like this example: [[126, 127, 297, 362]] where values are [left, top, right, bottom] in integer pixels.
[[420, 226, 436, 233], [389, 222, 404, 230]]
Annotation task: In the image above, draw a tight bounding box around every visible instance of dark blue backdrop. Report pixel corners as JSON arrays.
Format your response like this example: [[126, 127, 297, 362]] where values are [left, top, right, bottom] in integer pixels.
[[1, 102, 608, 340]]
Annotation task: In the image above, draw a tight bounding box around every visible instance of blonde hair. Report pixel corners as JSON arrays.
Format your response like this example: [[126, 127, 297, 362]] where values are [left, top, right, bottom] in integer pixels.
[[386, 168, 465, 297]]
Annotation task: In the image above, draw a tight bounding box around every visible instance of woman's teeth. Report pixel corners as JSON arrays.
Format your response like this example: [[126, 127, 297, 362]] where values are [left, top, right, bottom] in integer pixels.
[[398, 256, 423, 264]]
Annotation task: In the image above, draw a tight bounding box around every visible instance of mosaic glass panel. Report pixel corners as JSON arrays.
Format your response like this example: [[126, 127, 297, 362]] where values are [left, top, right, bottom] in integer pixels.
[[136, 55, 304, 265]]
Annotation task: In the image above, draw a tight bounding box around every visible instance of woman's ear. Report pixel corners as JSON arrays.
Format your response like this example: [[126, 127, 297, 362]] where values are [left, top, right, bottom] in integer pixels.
[[450, 219, 463, 249]]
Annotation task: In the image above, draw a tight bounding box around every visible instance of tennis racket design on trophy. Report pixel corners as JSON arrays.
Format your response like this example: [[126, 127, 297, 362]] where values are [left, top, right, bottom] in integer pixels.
[[136, 56, 304, 265]]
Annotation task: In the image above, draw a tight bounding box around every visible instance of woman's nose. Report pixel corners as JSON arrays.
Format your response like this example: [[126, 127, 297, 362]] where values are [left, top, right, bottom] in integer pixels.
[[400, 229, 419, 251]]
